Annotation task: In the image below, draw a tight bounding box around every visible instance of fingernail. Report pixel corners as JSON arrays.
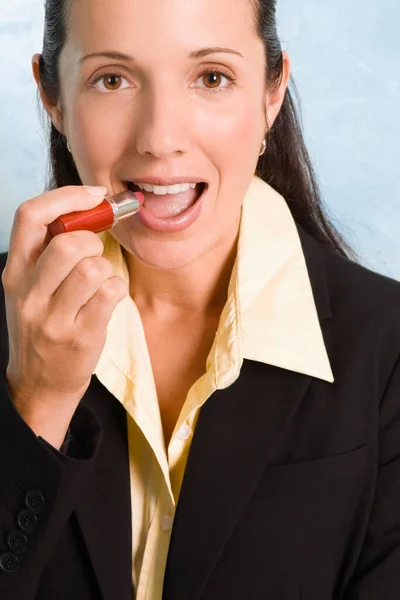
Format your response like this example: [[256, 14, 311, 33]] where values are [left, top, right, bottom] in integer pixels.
[[84, 185, 107, 197]]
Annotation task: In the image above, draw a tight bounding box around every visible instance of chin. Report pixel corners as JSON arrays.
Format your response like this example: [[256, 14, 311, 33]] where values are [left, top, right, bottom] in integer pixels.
[[119, 236, 206, 272]]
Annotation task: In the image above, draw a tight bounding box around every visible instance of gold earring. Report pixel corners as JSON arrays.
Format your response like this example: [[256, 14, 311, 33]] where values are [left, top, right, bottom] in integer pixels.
[[259, 138, 266, 156]]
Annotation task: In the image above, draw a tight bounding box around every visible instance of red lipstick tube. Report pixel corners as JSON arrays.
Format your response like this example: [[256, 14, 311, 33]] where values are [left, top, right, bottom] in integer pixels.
[[48, 190, 144, 238]]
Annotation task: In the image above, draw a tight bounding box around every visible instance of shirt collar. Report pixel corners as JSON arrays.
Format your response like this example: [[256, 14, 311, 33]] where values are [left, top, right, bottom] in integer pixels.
[[95, 175, 334, 386], [230, 175, 334, 383]]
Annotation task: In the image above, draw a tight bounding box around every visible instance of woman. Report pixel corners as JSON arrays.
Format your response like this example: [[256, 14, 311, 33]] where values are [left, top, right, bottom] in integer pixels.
[[0, 0, 399, 598]]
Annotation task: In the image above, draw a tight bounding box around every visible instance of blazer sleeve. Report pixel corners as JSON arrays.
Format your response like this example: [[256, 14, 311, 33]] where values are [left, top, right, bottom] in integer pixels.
[[344, 351, 400, 599], [0, 251, 104, 598], [0, 370, 103, 599]]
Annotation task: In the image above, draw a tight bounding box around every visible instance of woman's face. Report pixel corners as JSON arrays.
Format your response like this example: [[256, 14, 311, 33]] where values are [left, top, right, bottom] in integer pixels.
[[46, 0, 289, 270]]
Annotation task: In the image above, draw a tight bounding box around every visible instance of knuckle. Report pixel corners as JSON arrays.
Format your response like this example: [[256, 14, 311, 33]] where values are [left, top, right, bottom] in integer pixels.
[[76, 257, 103, 282], [1, 266, 12, 290], [17, 298, 37, 326], [62, 240, 82, 260], [50, 231, 104, 262], [70, 230, 104, 257], [97, 278, 120, 301], [97, 257, 114, 278], [15, 200, 34, 224], [41, 320, 63, 344], [93, 236, 105, 256], [80, 257, 114, 283], [107, 277, 128, 300], [17, 308, 34, 332], [116, 278, 129, 297], [68, 334, 87, 352], [52, 234, 81, 260]]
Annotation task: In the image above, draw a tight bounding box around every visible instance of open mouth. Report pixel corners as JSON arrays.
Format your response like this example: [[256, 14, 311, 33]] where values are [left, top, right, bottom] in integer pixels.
[[126, 181, 207, 219]]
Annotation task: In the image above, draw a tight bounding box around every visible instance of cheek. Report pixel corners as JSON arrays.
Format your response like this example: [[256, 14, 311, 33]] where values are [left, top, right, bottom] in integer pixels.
[[226, 116, 261, 171], [200, 109, 262, 210], [68, 97, 124, 170], [197, 96, 262, 173]]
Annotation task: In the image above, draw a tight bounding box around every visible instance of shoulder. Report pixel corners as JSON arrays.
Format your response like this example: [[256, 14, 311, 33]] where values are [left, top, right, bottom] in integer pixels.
[[298, 225, 400, 316], [298, 227, 400, 373], [322, 238, 400, 318]]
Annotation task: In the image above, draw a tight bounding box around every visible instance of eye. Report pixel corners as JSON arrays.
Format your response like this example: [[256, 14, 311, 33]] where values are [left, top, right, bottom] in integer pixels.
[[90, 68, 235, 95], [91, 73, 131, 93], [195, 68, 235, 94]]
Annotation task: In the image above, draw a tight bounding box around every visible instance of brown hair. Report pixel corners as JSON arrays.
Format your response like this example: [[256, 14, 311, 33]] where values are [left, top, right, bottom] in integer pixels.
[[38, 0, 357, 261]]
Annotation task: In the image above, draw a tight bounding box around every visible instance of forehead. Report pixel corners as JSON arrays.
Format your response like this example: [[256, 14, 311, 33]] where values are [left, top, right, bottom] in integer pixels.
[[67, 0, 256, 54]]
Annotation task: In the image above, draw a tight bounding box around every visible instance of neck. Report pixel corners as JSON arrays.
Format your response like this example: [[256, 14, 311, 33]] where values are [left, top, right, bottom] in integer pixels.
[[123, 217, 241, 321]]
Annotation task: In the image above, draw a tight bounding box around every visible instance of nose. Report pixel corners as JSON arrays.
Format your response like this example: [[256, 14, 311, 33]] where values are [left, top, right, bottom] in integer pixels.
[[134, 85, 191, 159]]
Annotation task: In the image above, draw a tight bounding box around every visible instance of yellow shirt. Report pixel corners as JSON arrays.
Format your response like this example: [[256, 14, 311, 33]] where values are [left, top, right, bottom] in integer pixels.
[[94, 175, 334, 600]]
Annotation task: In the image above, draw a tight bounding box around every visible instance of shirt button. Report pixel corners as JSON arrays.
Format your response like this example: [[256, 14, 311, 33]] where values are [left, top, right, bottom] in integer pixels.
[[176, 424, 192, 440], [161, 515, 174, 532]]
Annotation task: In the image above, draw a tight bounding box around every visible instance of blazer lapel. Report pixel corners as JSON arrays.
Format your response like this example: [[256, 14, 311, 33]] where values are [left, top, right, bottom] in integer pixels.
[[74, 377, 133, 600], [163, 224, 332, 600], [163, 361, 313, 600]]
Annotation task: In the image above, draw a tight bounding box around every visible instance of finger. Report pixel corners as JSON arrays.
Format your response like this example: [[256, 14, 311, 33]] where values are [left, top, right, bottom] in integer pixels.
[[7, 185, 107, 275], [74, 276, 129, 338], [30, 230, 105, 302], [48, 256, 114, 324]]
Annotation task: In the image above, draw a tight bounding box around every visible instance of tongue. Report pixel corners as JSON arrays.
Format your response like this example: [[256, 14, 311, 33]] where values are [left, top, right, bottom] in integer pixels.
[[141, 186, 199, 218]]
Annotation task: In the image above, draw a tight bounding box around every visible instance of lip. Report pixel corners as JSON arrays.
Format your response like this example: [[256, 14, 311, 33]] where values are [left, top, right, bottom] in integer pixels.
[[126, 176, 206, 186], [133, 182, 208, 233]]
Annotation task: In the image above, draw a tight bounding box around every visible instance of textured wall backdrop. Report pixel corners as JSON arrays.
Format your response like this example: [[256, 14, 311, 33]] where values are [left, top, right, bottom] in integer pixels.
[[0, 0, 399, 278]]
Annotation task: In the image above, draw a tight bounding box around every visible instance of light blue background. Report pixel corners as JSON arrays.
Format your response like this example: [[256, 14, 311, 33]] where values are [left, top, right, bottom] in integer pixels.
[[0, 0, 399, 279]]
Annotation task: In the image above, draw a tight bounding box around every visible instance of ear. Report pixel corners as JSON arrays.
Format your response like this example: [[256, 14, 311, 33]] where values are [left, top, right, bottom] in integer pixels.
[[32, 53, 63, 134], [264, 50, 291, 131]]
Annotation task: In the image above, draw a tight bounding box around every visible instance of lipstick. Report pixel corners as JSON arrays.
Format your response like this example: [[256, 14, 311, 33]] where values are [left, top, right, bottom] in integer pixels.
[[48, 190, 144, 238]]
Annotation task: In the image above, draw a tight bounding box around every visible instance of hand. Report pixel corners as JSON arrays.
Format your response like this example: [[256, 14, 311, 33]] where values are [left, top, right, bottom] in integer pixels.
[[2, 185, 129, 444]]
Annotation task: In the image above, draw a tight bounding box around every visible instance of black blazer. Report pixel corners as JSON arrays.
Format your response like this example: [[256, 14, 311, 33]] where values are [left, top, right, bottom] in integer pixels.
[[1, 224, 400, 600]]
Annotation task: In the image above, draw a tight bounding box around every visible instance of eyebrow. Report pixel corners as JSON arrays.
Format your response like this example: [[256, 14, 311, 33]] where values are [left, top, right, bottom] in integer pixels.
[[79, 47, 244, 64]]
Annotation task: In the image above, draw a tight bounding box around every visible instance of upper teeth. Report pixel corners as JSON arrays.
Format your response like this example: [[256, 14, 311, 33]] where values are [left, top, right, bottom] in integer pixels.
[[134, 182, 198, 195]]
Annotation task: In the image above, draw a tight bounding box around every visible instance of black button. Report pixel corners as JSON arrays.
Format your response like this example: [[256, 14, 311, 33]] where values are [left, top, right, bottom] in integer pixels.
[[24, 490, 45, 514], [7, 530, 28, 554], [0, 552, 20, 575], [16, 510, 38, 535]]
